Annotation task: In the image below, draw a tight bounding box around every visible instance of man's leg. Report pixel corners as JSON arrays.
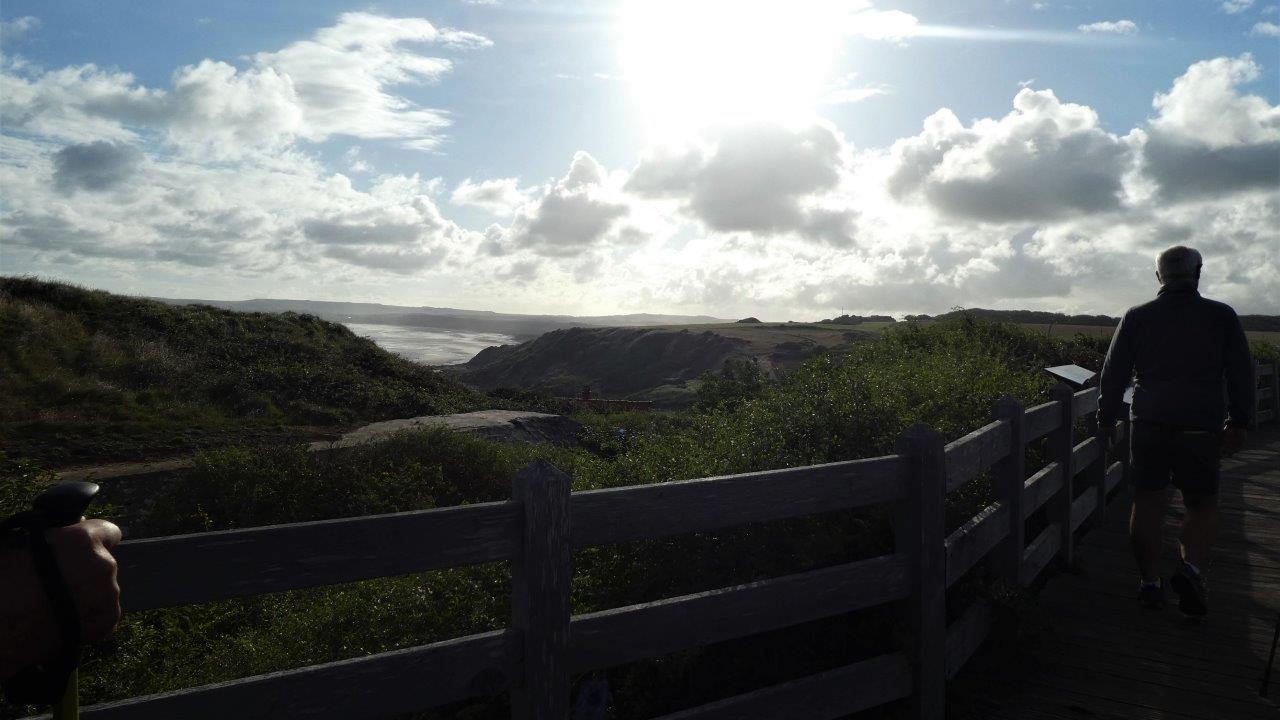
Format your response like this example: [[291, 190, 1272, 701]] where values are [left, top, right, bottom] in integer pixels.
[[1130, 487, 1172, 582], [1179, 491, 1219, 569]]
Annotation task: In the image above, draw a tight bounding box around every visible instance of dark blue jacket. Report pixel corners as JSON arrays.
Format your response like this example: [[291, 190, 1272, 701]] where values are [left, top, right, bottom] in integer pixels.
[[1098, 280, 1254, 430]]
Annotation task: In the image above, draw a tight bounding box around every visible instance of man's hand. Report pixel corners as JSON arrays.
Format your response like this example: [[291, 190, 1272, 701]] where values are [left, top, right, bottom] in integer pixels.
[[1221, 425, 1247, 457], [1097, 418, 1119, 454], [0, 519, 122, 682]]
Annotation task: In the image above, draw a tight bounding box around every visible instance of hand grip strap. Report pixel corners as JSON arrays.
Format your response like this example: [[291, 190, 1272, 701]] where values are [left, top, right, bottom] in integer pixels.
[[1, 512, 82, 706]]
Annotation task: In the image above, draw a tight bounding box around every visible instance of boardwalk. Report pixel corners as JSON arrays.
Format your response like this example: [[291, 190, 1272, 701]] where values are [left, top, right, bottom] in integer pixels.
[[953, 424, 1280, 719]]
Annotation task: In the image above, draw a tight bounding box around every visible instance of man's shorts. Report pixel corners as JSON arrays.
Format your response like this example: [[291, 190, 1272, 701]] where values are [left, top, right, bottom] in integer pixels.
[[1129, 421, 1222, 495]]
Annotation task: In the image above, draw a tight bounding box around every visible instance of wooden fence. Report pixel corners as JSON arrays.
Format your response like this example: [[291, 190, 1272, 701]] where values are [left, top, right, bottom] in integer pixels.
[[61, 362, 1280, 720]]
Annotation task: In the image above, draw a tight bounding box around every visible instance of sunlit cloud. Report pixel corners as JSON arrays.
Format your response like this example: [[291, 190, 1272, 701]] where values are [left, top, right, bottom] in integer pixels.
[[912, 24, 1131, 44], [1077, 20, 1138, 35]]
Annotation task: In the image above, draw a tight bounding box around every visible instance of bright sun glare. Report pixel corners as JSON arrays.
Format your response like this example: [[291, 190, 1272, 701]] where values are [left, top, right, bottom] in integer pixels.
[[620, 0, 844, 137]]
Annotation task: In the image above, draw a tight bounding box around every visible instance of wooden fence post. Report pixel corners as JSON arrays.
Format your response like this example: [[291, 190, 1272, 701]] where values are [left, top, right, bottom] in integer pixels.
[[894, 423, 946, 720], [510, 461, 572, 720], [991, 397, 1025, 586], [1050, 384, 1076, 568], [1083, 394, 1106, 524], [1270, 362, 1280, 425]]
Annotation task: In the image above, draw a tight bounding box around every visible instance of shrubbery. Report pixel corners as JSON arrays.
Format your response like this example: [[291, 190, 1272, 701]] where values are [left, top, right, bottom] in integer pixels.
[[0, 278, 490, 463]]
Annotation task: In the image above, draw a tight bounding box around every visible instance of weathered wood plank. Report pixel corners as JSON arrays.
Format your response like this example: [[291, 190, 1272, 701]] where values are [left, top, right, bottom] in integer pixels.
[[510, 461, 571, 720], [1258, 363, 1275, 381], [894, 423, 947, 720], [943, 420, 1011, 492], [566, 554, 910, 673], [1258, 386, 1274, 401], [1070, 490, 1098, 532], [1072, 387, 1099, 418], [115, 502, 520, 611], [1022, 462, 1064, 519], [652, 653, 912, 720], [1082, 412, 1106, 525], [1050, 384, 1076, 567], [1105, 460, 1123, 493], [1071, 437, 1101, 475], [945, 601, 993, 679], [571, 455, 908, 549], [992, 397, 1026, 586], [1021, 522, 1062, 586], [1024, 401, 1061, 442], [79, 630, 514, 719], [945, 502, 1010, 587]]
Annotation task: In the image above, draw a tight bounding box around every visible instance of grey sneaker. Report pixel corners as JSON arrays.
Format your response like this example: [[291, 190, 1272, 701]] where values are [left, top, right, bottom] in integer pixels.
[[1169, 563, 1207, 617], [1138, 579, 1164, 609]]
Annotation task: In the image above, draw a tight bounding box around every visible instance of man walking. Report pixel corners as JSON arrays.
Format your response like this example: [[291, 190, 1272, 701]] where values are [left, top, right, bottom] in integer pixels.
[[1097, 246, 1254, 617]]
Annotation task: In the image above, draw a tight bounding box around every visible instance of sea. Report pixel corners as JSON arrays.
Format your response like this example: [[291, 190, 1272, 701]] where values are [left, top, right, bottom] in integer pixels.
[[344, 322, 513, 366]]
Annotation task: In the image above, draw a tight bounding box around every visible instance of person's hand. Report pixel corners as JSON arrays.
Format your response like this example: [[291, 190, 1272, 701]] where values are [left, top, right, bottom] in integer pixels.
[[0, 518, 122, 681], [1221, 425, 1247, 457], [1097, 420, 1118, 454]]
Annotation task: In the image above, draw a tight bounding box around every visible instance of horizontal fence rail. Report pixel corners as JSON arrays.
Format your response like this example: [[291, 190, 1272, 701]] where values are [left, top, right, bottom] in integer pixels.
[[54, 362, 1277, 720]]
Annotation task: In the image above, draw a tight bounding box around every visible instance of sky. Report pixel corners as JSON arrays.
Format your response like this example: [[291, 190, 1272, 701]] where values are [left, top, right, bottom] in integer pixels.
[[1, 1, 1277, 319]]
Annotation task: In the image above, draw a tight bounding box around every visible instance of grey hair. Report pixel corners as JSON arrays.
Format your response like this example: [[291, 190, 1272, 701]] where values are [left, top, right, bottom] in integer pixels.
[[1157, 245, 1202, 282]]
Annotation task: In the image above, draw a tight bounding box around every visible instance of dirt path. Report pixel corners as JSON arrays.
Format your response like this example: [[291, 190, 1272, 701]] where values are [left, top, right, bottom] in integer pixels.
[[58, 410, 573, 483]]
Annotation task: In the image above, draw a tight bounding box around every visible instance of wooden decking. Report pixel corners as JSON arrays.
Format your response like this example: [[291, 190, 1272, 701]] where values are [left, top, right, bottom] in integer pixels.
[[952, 424, 1280, 719]]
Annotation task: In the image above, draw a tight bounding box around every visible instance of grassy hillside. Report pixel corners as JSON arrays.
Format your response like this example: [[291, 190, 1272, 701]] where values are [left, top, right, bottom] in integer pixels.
[[0, 278, 488, 464], [450, 321, 882, 405]]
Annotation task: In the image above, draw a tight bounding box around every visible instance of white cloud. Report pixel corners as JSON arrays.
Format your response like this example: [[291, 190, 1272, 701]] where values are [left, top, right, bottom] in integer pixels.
[[502, 152, 630, 257], [450, 177, 529, 215], [886, 88, 1135, 222], [1251, 21, 1280, 36], [1141, 54, 1280, 201], [845, 5, 920, 41], [0, 12, 488, 159], [627, 121, 850, 240], [1222, 0, 1256, 13], [343, 147, 372, 174], [821, 74, 888, 105], [1077, 20, 1138, 35], [0, 15, 40, 42]]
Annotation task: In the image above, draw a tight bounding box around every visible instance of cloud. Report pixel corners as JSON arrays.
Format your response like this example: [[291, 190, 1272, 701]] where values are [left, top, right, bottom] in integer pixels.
[[0, 15, 40, 42], [450, 177, 529, 215], [343, 146, 372, 173], [844, 4, 920, 41], [1222, 0, 1256, 13], [0, 12, 489, 158], [820, 74, 887, 106], [504, 152, 629, 257], [1252, 21, 1280, 36], [1077, 20, 1138, 35], [886, 88, 1134, 222], [627, 121, 847, 237], [52, 140, 144, 193], [1141, 54, 1280, 201]]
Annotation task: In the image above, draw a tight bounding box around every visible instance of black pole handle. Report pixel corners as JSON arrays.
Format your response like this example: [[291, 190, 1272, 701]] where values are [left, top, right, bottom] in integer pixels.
[[33, 482, 100, 529], [0, 481, 100, 706]]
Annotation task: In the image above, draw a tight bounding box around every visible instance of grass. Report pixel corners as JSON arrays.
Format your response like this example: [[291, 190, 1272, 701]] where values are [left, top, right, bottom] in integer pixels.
[[0, 277, 491, 464], [0, 314, 1124, 719]]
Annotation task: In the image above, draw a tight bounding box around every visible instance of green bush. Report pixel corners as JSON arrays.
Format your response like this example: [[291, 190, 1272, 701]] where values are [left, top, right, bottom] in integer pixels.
[[0, 278, 492, 464]]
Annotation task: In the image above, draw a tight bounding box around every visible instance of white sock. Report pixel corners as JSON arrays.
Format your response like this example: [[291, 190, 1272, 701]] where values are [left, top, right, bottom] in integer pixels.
[[1183, 561, 1201, 576]]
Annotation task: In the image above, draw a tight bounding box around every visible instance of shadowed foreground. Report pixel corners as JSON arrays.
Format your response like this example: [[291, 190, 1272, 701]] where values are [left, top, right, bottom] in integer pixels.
[[953, 424, 1280, 719]]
